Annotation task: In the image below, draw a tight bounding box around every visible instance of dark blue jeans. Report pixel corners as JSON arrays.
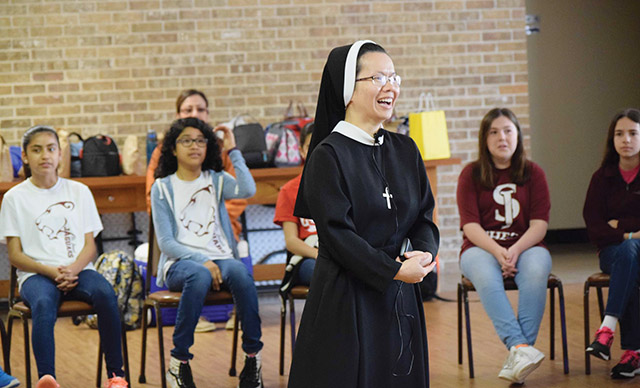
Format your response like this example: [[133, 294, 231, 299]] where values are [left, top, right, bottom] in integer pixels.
[[297, 258, 316, 286], [599, 238, 640, 350], [20, 270, 124, 379], [165, 259, 263, 360]]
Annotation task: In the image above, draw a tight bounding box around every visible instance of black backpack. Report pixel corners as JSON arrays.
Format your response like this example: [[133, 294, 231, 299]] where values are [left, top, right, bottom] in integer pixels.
[[80, 135, 121, 177], [234, 123, 270, 168]]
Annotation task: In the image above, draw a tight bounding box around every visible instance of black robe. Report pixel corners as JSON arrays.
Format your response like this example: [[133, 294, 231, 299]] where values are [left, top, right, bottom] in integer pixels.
[[288, 129, 440, 388]]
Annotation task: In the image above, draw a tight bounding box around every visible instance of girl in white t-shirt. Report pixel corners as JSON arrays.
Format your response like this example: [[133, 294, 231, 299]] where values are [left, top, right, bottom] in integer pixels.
[[0, 126, 128, 388], [150, 117, 261, 388]]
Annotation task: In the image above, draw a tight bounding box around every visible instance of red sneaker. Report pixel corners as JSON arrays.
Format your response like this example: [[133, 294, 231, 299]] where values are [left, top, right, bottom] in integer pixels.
[[611, 350, 640, 379], [586, 326, 614, 360], [105, 375, 128, 388]]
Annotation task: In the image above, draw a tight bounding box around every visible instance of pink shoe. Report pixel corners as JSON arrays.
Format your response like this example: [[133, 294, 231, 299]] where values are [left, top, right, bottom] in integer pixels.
[[105, 374, 128, 388], [586, 326, 614, 360], [36, 375, 59, 388], [611, 350, 640, 379]]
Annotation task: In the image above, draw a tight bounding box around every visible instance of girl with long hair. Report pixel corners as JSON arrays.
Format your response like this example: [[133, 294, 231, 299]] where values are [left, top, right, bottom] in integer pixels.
[[456, 108, 551, 384], [584, 108, 640, 380]]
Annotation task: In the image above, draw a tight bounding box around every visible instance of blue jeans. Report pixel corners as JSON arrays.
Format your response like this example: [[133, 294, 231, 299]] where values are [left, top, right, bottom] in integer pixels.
[[297, 258, 316, 286], [20, 270, 124, 379], [599, 238, 640, 349], [165, 259, 263, 360], [460, 246, 552, 349]]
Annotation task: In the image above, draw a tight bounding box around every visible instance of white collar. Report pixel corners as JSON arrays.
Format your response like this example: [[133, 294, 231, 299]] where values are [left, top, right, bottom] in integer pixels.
[[332, 121, 384, 146]]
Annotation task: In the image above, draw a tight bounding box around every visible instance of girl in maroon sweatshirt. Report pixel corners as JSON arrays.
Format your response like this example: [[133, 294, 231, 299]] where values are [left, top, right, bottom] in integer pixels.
[[457, 108, 551, 384], [584, 108, 640, 380]]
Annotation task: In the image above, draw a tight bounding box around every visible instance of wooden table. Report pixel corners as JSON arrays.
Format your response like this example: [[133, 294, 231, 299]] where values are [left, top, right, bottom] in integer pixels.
[[0, 157, 459, 213], [247, 166, 303, 205]]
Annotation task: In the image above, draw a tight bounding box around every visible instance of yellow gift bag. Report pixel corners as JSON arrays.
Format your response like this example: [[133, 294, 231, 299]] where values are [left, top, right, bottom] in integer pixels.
[[409, 93, 451, 160]]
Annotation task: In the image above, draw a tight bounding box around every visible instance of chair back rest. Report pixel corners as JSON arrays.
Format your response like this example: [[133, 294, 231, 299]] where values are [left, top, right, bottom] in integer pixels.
[[145, 213, 162, 295]]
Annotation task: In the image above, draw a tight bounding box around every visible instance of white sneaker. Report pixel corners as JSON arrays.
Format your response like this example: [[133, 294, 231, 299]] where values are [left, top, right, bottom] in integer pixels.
[[498, 347, 520, 383], [194, 316, 217, 333], [226, 311, 236, 331], [499, 346, 544, 383]]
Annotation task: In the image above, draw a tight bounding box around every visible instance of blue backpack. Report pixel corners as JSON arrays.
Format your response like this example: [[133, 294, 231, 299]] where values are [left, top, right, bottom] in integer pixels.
[[9, 146, 21, 177], [68, 132, 83, 177]]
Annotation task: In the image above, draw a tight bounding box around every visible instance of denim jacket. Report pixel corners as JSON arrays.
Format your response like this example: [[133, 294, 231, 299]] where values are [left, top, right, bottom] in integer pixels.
[[150, 149, 256, 287]]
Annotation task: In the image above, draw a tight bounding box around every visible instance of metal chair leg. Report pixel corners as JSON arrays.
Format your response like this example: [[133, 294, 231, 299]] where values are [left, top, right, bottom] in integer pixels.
[[97, 339, 103, 388], [457, 283, 463, 365], [279, 294, 287, 376], [229, 311, 239, 377], [23, 318, 32, 388], [156, 306, 167, 388], [5, 316, 13, 375], [0, 320, 9, 374], [289, 295, 297, 353], [463, 288, 474, 378], [584, 280, 591, 375], [596, 286, 605, 319], [550, 285, 555, 360], [139, 304, 149, 383], [557, 281, 569, 374], [121, 320, 131, 386]]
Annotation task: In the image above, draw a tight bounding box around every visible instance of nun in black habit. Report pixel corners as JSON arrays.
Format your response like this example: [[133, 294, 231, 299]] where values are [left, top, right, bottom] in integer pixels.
[[288, 40, 440, 388]]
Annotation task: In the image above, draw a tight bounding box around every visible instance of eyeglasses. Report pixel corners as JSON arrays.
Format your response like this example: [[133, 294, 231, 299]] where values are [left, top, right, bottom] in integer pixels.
[[176, 138, 207, 147], [179, 107, 208, 116], [355, 74, 402, 87]]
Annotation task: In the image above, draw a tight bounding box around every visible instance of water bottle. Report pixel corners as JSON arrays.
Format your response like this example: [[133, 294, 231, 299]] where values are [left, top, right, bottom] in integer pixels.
[[236, 239, 253, 275], [146, 129, 157, 165], [236, 239, 249, 258]]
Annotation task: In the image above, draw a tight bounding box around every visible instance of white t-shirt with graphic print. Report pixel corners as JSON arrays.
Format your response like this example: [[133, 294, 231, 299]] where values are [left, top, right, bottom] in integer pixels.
[[0, 177, 103, 289], [170, 171, 232, 261]]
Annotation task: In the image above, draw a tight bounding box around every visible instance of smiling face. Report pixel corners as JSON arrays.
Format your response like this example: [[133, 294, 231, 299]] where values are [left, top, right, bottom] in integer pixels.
[[177, 94, 209, 122], [486, 115, 519, 168], [613, 116, 640, 160], [347, 51, 399, 131], [174, 126, 207, 172], [23, 131, 61, 179]]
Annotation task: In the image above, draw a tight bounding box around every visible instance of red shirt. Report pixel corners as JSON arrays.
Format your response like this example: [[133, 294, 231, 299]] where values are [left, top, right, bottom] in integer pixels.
[[620, 164, 640, 184], [274, 174, 317, 240], [457, 161, 550, 254]]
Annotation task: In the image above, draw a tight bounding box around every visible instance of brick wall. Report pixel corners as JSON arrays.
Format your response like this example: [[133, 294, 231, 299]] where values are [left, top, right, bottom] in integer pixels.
[[0, 0, 530, 272]]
